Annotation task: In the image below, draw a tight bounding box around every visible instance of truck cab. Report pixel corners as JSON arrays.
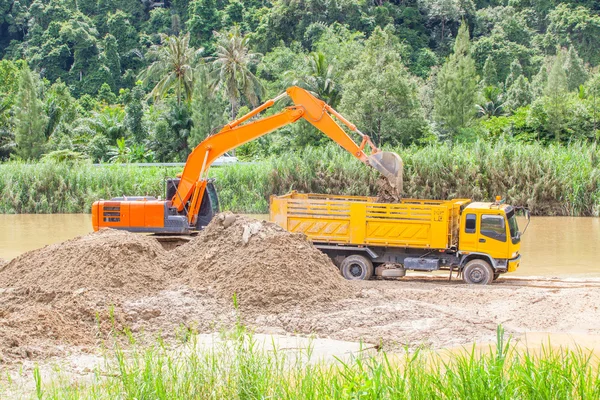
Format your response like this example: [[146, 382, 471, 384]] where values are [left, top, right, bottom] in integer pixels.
[[458, 202, 523, 283]]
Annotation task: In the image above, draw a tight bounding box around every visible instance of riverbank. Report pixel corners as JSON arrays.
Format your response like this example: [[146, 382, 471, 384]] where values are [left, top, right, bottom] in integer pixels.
[[0, 142, 598, 216]]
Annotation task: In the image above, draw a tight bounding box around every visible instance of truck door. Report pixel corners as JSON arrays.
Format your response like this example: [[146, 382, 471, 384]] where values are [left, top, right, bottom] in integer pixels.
[[477, 213, 509, 258]]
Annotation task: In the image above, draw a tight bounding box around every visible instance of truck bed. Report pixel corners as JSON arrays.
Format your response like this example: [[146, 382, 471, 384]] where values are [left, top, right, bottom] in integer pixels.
[[270, 192, 470, 250]]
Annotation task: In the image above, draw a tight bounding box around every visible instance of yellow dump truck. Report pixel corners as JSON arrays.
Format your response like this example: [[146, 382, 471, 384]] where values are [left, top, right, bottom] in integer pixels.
[[270, 192, 528, 285]]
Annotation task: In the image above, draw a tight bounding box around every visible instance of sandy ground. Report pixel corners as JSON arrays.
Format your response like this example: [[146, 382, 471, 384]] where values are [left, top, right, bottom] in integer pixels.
[[125, 275, 600, 351], [2, 274, 600, 397]]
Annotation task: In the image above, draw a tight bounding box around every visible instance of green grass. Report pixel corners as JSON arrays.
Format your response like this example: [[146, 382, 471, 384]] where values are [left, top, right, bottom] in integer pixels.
[[12, 326, 600, 399], [0, 141, 598, 216]]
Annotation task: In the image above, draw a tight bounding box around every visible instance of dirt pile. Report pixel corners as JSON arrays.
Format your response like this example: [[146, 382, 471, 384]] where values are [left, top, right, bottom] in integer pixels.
[[0, 230, 171, 361], [376, 176, 402, 203], [0, 215, 354, 361], [0, 230, 169, 294], [0, 258, 6, 268], [172, 213, 352, 309]]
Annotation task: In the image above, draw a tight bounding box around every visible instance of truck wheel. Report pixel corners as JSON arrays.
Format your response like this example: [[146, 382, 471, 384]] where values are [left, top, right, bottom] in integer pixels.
[[462, 259, 494, 285], [340, 255, 374, 281]]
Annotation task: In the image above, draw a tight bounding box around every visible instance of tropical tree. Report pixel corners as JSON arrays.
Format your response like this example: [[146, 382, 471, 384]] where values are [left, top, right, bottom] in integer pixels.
[[14, 65, 47, 160], [544, 52, 569, 142], [76, 106, 127, 142], [107, 137, 131, 163], [209, 27, 264, 119], [189, 64, 227, 147], [476, 86, 506, 118], [140, 33, 201, 105], [288, 52, 341, 108], [434, 21, 478, 138]]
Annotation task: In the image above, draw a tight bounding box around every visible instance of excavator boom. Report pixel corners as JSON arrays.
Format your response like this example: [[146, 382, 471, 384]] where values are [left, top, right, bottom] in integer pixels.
[[92, 86, 403, 233]]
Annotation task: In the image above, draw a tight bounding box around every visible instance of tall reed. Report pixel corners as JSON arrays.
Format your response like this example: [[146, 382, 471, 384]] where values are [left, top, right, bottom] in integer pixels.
[[0, 141, 598, 216]]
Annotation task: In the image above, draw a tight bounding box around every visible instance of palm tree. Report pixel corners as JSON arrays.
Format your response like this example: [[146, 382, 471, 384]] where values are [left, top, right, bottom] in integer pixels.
[[75, 106, 127, 142], [476, 86, 506, 119], [209, 27, 264, 119], [139, 33, 202, 106], [287, 51, 341, 107], [107, 137, 131, 163]]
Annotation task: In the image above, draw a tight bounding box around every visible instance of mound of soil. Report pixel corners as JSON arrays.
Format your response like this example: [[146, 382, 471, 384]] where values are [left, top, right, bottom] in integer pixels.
[[0, 258, 6, 268], [172, 213, 352, 309], [0, 230, 169, 294], [0, 216, 355, 361]]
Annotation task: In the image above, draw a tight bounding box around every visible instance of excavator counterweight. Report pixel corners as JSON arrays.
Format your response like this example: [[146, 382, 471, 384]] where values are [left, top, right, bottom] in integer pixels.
[[92, 87, 403, 234]]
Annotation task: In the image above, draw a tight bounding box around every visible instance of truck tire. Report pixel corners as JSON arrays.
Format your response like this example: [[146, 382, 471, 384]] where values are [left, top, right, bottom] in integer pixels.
[[340, 255, 374, 281], [462, 259, 494, 285]]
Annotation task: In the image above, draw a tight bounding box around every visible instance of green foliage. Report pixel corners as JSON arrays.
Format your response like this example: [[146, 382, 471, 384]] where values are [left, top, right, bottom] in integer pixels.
[[340, 27, 427, 146], [544, 4, 600, 65], [288, 51, 341, 108], [505, 58, 523, 89], [476, 86, 506, 118], [97, 83, 117, 104], [140, 33, 200, 106], [14, 65, 47, 160], [1, 142, 598, 216], [505, 75, 532, 112], [434, 22, 478, 138], [481, 54, 498, 87], [150, 102, 193, 162], [7, 324, 600, 398], [125, 85, 146, 143], [564, 46, 588, 92], [1, 0, 600, 194], [545, 51, 569, 142], [102, 33, 122, 91], [210, 26, 264, 118], [187, 0, 222, 51], [189, 65, 227, 147]]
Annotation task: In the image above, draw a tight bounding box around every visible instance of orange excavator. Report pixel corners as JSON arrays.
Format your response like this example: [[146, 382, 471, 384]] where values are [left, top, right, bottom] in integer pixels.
[[92, 86, 403, 234]]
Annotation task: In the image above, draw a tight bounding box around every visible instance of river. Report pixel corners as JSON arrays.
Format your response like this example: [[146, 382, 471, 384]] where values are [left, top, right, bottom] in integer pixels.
[[0, 214, 598, 278]]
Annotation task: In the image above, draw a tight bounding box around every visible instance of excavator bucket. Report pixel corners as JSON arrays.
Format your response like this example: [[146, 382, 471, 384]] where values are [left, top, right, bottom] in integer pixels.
[[368, 151, 403, 193]]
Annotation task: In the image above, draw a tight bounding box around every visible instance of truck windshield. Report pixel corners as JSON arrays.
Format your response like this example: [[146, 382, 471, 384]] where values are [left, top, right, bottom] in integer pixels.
[[506, 208, 520, 244]]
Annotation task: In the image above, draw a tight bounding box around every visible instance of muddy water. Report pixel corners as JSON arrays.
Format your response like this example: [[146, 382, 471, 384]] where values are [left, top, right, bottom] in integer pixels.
[[515, 216, 599, 277], [0, 214, 597, 278]]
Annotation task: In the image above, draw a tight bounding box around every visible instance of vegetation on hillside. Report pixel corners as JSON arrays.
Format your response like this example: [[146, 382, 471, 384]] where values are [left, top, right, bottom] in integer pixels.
[[1, 1, 600, 165]]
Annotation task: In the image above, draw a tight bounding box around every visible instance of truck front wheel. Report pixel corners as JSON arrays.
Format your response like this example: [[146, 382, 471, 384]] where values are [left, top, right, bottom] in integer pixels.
[[340, 255, 374, 280], [462, 259, 494, 285]]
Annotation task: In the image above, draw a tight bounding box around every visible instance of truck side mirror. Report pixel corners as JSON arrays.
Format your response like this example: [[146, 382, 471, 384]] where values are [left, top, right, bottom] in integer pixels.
[[521, 210, 531, 235]]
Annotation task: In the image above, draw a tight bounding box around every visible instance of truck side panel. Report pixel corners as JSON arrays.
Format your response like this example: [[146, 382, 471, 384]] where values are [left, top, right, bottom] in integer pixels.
[[271, 192, 470, 250]]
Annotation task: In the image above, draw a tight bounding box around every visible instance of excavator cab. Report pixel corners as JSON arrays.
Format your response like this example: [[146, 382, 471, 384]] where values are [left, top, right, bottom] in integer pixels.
[[166, 178, 220, 229]]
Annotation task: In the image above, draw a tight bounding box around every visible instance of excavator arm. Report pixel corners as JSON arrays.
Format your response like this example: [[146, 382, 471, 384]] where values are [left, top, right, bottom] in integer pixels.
[[173, 86, 403, 226]]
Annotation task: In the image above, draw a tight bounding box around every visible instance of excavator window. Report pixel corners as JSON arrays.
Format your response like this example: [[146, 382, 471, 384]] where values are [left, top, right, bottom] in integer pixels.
[[206, 182, 220, 215], [196, 182, 220, 229]]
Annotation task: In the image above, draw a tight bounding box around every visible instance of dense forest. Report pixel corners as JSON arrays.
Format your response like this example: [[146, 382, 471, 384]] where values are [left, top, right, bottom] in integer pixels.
[[1, 0, 600, 163]]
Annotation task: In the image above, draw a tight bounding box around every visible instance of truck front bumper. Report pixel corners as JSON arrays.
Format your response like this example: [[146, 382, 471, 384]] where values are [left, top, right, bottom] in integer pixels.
[[508, 254, 521, 272]]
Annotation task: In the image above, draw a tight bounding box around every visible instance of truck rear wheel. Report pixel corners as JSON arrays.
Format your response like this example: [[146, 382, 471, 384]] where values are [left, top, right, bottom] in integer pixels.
[[340, 255, 374, 281], [462, 259, 494, 285]]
